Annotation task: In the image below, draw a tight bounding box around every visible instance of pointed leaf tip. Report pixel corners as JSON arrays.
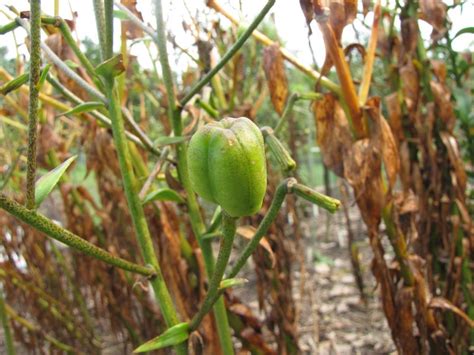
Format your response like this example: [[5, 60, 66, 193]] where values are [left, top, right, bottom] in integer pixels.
[[133, 322, 189, 353]]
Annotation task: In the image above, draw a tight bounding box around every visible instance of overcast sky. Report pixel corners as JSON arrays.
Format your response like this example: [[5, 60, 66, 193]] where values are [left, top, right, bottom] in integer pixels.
[[1, 0, 473, 71]]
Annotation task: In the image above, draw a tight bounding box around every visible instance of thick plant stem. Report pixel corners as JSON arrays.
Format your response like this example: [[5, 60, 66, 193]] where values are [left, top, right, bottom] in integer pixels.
[[92, 0, 107, 61], [189, 179, 294, 331], [154, 0, 233, 352], [180, 0, 276, 106], [26, 0, 41, 209], [190, 213, 236, 331], [0, 288, 15, 355], [103, 79, 186, 355], [229, 179, 294, 278], [0, 193, 156, 276], [104, 0, 114, 60]]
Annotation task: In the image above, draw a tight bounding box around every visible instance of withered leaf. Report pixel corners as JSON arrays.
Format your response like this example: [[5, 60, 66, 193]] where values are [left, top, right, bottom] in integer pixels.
[[263, 43, 289, 116], [419, 0, 447, 39], [385, 92, 404, 143], [365, 97, 400, 188], [400, 63, 419, 113], [343, 139, 383, 228], [430, 297, 474, 328], [329, 0, 358, 44], [313, 94, 352, 177], [299, 0, 314, 33], [237, 226, 275, 267], [120, 0, 144, 39], [430, 81, 455, 132], [439, 132, 467, 193]]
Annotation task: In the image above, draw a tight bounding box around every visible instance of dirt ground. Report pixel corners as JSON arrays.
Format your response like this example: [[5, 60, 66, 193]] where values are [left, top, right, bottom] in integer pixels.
[[233, 202, 397, 355]]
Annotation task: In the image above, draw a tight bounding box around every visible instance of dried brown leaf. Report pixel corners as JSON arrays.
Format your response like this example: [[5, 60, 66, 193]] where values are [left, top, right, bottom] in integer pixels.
[[430, 81, 456, 132], [299, 0, 314, 32], [237, 226, 275, 267], [343, 139, 383, 227], [400, 63, 419, 113], [263, 43, 288, 115], [365, 97, 400, 188], [120, 0, 144, 39], [439, 132, 467, 193], [419, 0, 447, 39], [430, 297, 474, 328], [313, 94, 352, 177], [385, 92, 404, 143]]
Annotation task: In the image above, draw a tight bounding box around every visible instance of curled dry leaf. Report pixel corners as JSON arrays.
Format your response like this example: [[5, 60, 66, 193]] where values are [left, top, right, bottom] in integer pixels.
[[313, 93, 352, 177], [430, 81, 456, 132], [365, 96, 400, 189], [263, 43, 289, 116], [439, 132, 467, 193], [400, 18, 418, 57], [343, 139, 383, 228], [120, 0, 144, 39], [299, 0, 314, 33], [385, 92, 404, 144], [419, 0, 447, 39], [236, 225, 276, 267], [430, 60, 447, 83], [400, 63, 419, 114], [329, 0, 358, 44], [429, 297, 474, 328]]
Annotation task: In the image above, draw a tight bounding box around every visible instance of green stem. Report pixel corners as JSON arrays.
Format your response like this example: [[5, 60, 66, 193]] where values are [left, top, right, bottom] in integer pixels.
[[104, 0, 114, 60], [195, 98, 219, 119], [46, 74, 153, 153], [229, 179, 293, 278], [292, 183, 340, 213], [190, 213, 236, 331], [41, 16, 97, 79], [275, 92, 299, 135], [0, 20, 19, 34], [179, 0, 276, 107], [92, 0, 107, 61], [0, 193, 155, 276], [103, 79, 186, 355], [190, 179, 294, 330], [274, 92, 322, 136], [26, 0, 41, 209], [0, 288, 15, 355], [154, 0, 233, 351]]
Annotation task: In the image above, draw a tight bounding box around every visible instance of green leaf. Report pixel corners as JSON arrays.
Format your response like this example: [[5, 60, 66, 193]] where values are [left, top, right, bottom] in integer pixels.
[[133, 322, 189, 353], [96, 54, 125, 78], [453, 27, 474, 40], [36, 64, 51, 90], [64, 59, 79, 69], [154, 136, 187, 147], [35, 155, 77, 207], [142, 188, 185, 205], [56, 102, 105, 118], [113, 9, 129, 20], [219, 278, 248, 290], [0, 73, 29, 95]]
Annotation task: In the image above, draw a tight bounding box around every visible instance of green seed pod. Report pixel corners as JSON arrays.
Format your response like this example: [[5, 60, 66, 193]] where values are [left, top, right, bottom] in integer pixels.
[[187, 117, 267, 217]]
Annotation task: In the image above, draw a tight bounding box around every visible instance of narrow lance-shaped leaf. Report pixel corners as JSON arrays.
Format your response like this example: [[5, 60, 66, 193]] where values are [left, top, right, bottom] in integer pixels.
[[35, 155, 77, 207], [56, 102, 105, 118], [133, 322, 189, 353], [219, 278, 248, 291], [154, 136, 187, 147], [142, 188, 185, 205]]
